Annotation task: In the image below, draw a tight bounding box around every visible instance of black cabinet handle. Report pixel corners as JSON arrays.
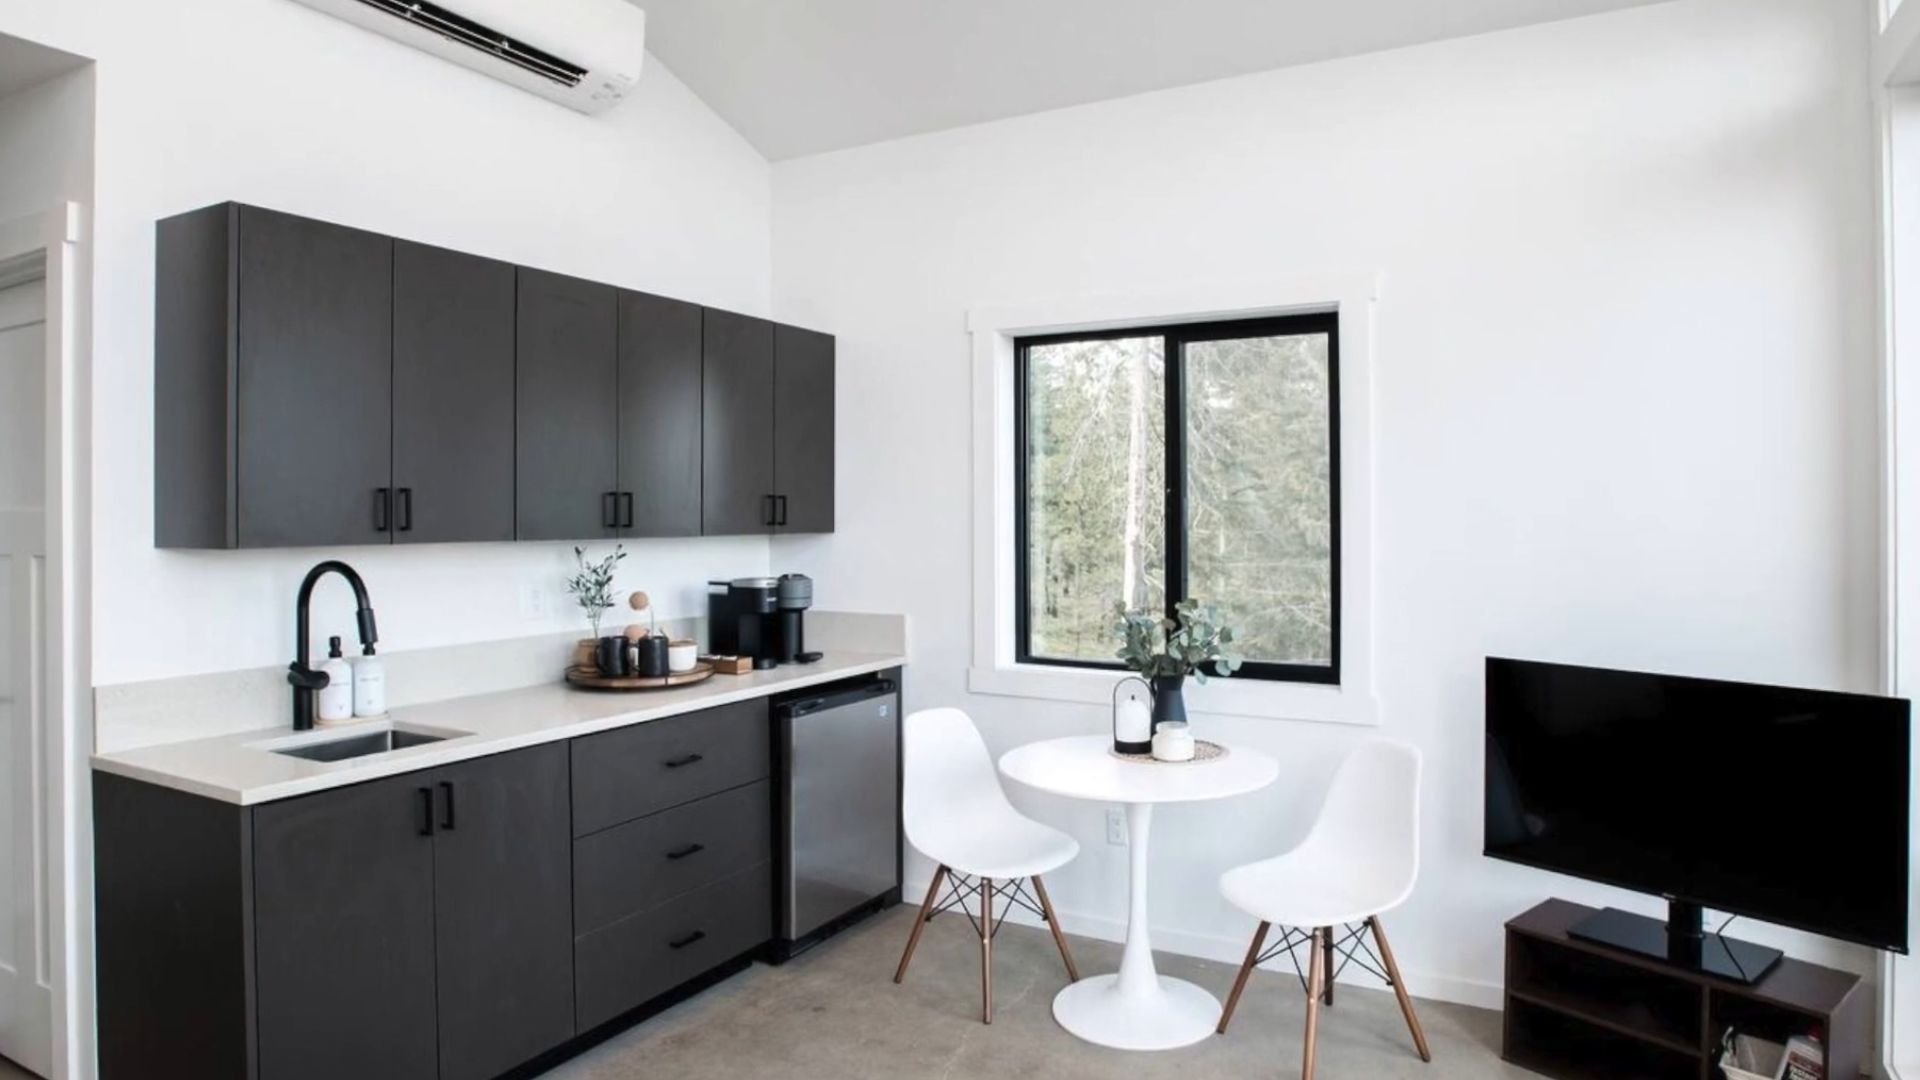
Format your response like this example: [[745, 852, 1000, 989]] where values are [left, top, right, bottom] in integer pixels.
[[397, 488, 413, 532], [666, 842, 705, 861], [775, 495, 788, 527], [438, 781, 456, 830], [620, 492, 634, 529], [663, 753, 704, 769], [602, 492, 618, 530], [375, 488, 392, 532], [417, 787, 434, 836], [668, 930, 707, 950], [762, 494, 776, 527]]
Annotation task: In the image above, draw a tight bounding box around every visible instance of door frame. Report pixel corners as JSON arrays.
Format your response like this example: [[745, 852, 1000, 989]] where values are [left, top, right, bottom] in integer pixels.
[[0, 203, 91, 1080]]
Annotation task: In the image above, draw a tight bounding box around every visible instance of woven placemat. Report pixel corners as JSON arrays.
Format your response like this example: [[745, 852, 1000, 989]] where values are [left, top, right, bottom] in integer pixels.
[[1109, 739, 1228, 764]]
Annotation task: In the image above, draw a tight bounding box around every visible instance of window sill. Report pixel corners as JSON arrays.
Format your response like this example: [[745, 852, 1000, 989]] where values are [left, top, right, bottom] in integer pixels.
[[967, 662, 1379, 727]]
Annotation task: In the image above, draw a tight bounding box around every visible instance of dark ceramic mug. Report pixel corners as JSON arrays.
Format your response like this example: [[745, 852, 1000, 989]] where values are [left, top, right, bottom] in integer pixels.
[[633, 635, 669, 678], [596, 635, 629, 677]]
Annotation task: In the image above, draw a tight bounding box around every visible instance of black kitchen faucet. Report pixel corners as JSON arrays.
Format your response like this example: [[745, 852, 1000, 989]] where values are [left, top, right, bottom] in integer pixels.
[[287, 560, 378, 731]]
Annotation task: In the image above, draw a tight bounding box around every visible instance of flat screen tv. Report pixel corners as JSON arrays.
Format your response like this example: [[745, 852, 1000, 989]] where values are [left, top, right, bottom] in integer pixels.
[[1485, 657, 1911, 982]]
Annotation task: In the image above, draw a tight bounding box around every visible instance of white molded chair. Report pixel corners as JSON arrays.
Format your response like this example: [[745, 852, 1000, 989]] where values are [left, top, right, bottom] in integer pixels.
[[1216, 738, 1429, 1079], [893, 707, 1080, 1023]]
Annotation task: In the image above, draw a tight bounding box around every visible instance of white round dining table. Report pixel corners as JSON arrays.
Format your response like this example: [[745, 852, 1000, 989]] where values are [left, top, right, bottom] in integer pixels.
[[998, 734, 1279, 1051]]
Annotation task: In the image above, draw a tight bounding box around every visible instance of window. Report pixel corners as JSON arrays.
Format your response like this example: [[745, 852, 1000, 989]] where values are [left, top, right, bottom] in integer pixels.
[[1015, 313, 1339, 684]]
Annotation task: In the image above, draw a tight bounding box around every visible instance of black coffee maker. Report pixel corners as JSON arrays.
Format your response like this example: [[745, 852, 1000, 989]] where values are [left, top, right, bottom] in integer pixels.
[[774, 573, 822, 665], [708, 574, 822, 670], [708, 577, 778, 669]]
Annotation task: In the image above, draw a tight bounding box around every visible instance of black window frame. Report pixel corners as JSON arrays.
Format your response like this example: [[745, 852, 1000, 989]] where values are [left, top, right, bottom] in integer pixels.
[[1013, 311, 1341, 685]]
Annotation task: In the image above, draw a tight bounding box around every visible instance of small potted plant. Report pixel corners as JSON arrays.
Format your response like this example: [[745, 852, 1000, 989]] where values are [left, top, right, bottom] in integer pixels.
[[567, 544, 626, 668], [1115, 599, 1243, 732]]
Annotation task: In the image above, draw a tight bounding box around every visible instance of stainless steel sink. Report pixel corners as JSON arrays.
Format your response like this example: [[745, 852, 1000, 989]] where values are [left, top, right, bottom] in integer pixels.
[[255, 722, 467, 763], [273, 728, 446, 762]]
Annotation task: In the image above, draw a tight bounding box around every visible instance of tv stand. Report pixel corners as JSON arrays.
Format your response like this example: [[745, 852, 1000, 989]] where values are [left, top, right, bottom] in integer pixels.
[[1504, 900, 1865, 1080], [1568, 900, 1783, 984]]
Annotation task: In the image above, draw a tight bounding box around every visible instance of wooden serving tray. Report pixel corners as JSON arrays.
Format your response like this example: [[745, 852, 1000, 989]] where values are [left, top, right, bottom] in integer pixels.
[[565, 661, 715, 692]]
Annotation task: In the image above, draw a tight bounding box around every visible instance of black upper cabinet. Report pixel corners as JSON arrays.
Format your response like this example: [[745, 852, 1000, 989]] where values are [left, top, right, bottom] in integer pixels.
[[253, 772, 439, 1080], [617, 291, 703, 538], [431, 744, 575, 1080], [517, 267, 618, 542], [394, 241, 517, 544], [774, 325, 836, 533], [702, 309, 777, 536], [156, 204, 394, 548], [155, 203, 833, 547]]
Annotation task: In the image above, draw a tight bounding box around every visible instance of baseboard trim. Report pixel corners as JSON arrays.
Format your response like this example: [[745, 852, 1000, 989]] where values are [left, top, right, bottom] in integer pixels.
[[901, 872, 1505, 1012]]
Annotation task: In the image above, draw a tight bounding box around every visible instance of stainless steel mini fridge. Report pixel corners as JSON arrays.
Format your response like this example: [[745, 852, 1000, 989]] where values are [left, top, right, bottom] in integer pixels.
[[770, 674, 901, 961]]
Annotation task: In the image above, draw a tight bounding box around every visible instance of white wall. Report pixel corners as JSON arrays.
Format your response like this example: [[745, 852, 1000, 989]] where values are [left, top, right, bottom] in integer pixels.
[[0, 62, 93, 224], [772, 0, 1881, 1004], [0, 0, 776, 690]]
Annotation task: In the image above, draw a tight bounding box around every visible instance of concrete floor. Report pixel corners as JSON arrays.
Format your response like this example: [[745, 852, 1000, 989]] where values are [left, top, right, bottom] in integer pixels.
[[545, 906, 1534, 1079]]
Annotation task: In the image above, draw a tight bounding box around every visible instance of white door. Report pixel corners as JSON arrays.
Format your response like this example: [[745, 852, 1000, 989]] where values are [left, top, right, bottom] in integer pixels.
[[0, 275, 51, 1078]]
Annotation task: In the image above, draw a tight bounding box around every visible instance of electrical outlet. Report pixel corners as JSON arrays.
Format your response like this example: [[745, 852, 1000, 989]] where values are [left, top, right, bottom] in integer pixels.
[[1106, 808, 1127, 846], [519, 580, 549, 620]]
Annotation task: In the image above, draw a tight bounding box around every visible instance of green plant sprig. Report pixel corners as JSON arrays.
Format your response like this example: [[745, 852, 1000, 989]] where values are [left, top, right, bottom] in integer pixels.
[[568, 545, 627, 639], [1114, 599, 1244, 684]]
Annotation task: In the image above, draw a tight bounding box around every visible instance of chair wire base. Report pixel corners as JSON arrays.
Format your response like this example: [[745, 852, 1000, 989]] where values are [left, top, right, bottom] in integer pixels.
[[892, 865, 1079, 1025], [1254, 921, 1394, 996]]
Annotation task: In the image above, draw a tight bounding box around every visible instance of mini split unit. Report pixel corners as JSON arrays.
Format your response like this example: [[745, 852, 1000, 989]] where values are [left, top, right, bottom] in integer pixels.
[[289, 0, 647, 114]]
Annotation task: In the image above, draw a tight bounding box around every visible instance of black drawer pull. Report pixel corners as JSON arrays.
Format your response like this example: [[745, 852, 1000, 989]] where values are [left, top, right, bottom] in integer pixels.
[[668, 930, 707, 950], [438, 781, 456, 830], [663, 753, 704, 769], [375, 488, 393, 532], [666, 842, 706, 861], [417, 787, 434, 837]]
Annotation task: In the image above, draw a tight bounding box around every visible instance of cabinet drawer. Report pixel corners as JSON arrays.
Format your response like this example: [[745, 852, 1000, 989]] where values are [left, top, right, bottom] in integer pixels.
[[573, 779, 771, 936], [571, 701, 769, 835], [574, 861, 771, 1033]]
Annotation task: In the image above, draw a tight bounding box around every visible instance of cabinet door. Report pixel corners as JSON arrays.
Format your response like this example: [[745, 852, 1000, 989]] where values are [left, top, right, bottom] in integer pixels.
[[517, 267, 618, 541], [432, 744, 575, 1080], [617, 290, 703, 537], [253, 774, 437, 1080], [701, 309, 775, 535], [773, 325, 835, 533], [234, 206, 393, 547], [393, 241, 516, 544]]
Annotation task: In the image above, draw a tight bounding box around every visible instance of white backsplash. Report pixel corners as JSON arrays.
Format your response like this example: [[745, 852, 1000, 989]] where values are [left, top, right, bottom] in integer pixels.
[[94, 611, 908, 753]]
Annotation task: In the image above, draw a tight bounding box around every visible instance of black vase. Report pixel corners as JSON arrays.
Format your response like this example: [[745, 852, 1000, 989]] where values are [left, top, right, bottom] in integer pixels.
[[1150, 674, 1187, 733]]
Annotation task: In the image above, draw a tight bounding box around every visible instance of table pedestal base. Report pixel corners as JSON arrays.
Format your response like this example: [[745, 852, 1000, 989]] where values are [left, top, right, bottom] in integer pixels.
[[1051, 973, 1221, 1051]]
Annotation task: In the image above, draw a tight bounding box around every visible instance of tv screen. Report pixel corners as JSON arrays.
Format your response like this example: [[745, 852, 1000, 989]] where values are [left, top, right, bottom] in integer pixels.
[[1484, 657, 1912, 953]]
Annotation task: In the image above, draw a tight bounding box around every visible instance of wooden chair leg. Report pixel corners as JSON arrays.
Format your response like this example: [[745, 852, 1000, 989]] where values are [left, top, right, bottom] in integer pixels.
[[893, 865, 948, 984], [1369, 916, 1431, 1063], [1321, 927, 1336, 1006], [1303, 928, 1325, 1080], [1217, 921, 1270, 1034], [1030, 875, 1080, 982], [979, 877, 995, 1025]]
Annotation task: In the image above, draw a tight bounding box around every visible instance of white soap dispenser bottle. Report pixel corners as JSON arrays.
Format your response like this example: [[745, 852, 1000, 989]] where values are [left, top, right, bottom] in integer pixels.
[[352, 644, 386, 719], [316, 636, 354, 724]]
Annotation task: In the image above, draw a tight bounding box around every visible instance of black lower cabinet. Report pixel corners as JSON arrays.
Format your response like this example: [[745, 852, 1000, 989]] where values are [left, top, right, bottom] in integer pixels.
[[94, 703, 791, 1080], [97, 744, 575, 1080], [254, 772, 440, 1080], [431, 746, 575, 1080], [575, 862, 773, 1033]]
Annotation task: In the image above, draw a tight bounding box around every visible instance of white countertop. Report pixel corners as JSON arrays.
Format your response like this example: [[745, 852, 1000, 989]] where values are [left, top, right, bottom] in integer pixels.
[[92, 651, 905, 805]]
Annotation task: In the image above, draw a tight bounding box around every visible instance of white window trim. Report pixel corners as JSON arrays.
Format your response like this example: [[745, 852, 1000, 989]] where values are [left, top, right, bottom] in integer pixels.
[[966, 272, 1380, 726]]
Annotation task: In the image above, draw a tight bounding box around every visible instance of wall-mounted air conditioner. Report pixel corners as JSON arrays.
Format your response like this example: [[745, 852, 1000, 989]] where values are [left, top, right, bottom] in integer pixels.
[[288, 0, 646, 115]]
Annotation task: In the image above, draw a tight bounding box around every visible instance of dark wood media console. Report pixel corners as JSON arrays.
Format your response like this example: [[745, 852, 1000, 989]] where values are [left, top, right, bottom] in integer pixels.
[[1504, 900, 1866, 1080]]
